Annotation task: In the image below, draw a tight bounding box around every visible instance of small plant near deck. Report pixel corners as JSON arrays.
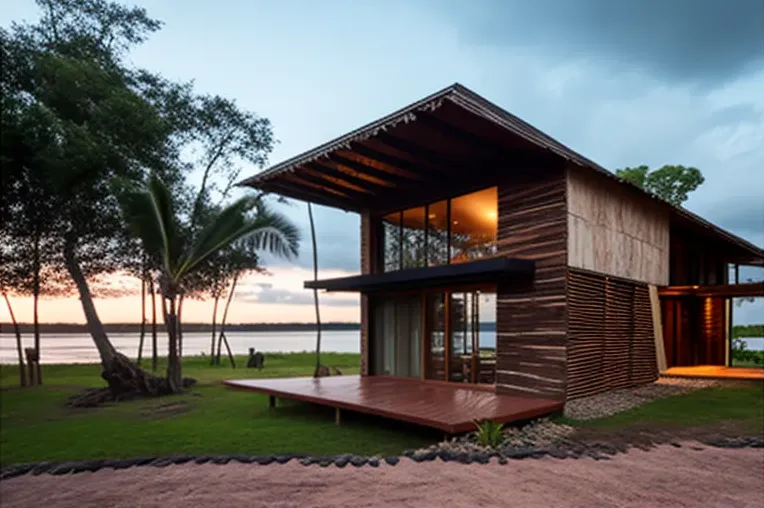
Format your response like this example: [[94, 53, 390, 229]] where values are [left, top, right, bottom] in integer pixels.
[[473, 419, 505, 448]]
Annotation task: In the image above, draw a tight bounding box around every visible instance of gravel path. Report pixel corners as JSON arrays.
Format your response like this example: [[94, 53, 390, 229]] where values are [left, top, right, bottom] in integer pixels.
[[2, 443, 762, 508], [564, 377, 721, 420]]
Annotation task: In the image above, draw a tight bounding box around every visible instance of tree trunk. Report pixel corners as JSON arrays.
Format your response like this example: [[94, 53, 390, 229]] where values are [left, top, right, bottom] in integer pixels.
[[150, 277, 158, 372], [220, 332, 236, 369], [216, 273, 239, 366], [3, 292, 27, 387], [308, 203, 322, 375], [177, 294, 185, 359], [32, 230, 42, 385], [209, 295, 219, 365], [162, 295, 182, 394], [137, 273, 146, 365], [63, 235, 117, 367], [62, 236, 180, 408]]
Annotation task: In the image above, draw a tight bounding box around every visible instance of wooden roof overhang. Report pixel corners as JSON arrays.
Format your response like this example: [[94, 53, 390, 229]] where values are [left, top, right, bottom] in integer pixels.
[[659, 282, 764, 298], [239, 83, 764, 263], [304, 256, 535, 293]]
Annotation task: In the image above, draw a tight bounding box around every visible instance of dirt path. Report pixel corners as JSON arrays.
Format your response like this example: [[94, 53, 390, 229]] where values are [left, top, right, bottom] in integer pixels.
[[2, 443, 762, 508]]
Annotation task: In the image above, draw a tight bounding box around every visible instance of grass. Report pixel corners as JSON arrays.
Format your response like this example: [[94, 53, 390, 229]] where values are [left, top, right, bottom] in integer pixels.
[[0, 354, 436, 466], [2, 356, 762, 466], [561, 385, 764, 432]]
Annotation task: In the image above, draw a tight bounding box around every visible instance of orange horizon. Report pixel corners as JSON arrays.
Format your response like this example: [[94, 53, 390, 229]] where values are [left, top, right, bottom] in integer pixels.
[[1, 266, 362, 325]]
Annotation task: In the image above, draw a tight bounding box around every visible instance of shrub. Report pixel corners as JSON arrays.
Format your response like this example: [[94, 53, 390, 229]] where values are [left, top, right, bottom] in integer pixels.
[[473, 419, 505, 448]]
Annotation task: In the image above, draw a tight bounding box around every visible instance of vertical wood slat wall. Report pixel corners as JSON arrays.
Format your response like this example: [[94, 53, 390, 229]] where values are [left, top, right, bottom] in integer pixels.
[[566, 268, 658, 399], [359, 211, 372, 376], [495, 166, 569, 401]]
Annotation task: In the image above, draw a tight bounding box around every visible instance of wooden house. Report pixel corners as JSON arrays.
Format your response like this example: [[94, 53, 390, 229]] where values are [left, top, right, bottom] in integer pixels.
[[230, 84, 764, 432]]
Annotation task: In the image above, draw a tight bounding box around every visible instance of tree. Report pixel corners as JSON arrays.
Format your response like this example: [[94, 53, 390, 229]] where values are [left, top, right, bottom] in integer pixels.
[[615, 164, 705, 206], [307, 203, 323, 376], [119, 175, 300, 393], [2, 0, 190, 387]]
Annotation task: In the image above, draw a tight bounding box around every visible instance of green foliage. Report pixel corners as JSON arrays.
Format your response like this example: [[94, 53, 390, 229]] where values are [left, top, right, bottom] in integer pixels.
[[731, 339, 764, 367], [615, 164, 705, 205], [118, 175, 300, 293], [2, 0, 279, 373], [472, 419, 505, 447], [0, 354, 435, 466], [732, 324, 764, 339], [117, 175, 300, 390]]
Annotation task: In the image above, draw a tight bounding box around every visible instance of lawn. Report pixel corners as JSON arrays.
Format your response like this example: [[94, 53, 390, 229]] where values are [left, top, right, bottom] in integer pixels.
[[2, 356, 762, 467], [562, 385, 764, 432], [0, 354, 436, 466]]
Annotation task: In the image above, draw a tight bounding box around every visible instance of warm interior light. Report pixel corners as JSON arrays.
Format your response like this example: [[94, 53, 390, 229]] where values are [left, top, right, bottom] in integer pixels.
[[485, 211, 497, 220], [453, 220, 459, 225], [428, 213, 436, 219]]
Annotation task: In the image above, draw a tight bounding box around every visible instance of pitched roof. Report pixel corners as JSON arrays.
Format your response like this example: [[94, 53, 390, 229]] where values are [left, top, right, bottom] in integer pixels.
[[240, 83, 764, 265]]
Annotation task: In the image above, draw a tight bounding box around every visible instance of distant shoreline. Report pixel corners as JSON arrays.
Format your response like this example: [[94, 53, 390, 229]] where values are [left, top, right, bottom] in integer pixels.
[[0, 322, 361, 334]]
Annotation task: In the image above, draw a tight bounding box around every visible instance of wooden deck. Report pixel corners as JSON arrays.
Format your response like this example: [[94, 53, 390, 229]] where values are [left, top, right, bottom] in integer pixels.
[[224, 375, 563, 434], [663, 366, 764, 381]]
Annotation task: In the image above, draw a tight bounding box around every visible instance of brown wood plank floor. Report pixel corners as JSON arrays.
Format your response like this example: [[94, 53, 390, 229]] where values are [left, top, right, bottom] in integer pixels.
[[224, 375, 563, 433], [663, 366, 764, 381]]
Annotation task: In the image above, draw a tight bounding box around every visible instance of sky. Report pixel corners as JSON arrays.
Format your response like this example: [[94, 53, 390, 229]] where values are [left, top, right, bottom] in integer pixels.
[[2, 0, 763, 325]]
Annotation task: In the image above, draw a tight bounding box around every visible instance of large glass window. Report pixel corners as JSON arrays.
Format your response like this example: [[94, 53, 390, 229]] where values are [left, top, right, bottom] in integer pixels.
[[450, 187, 498, 263], [426, 200, 448, 267], [378, 186, 497, 272], [401, 207, 426, 269], [382, 212, 401, 272]]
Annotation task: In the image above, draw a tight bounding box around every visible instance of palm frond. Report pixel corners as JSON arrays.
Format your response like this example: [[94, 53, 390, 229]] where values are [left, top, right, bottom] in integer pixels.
[[117, 174, 180, 276], [176, 199, 300, 279]]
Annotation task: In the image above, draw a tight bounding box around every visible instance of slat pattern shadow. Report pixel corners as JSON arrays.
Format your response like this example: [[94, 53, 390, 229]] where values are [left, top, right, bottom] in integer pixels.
[[567, 268, 658, 399]]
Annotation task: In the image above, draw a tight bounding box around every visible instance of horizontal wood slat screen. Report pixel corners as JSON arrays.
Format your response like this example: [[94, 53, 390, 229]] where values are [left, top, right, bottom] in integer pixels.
[[567, 268, 658, 399], [496, 167, 568, 401]]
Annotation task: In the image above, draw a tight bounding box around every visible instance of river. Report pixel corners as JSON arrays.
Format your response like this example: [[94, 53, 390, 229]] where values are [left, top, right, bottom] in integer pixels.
[[1, 332, 762, 365]]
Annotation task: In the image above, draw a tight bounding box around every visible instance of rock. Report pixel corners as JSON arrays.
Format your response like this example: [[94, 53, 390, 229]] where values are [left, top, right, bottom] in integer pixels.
[[49, 463, 75, 475], [350, 456, 368, 467], [150, 458, 173, 467], [670, 442, 682, 448], [275, 455, 292, 465], [132, 457, 155, 466], [194, 457, 212, 464], [170, 456, 194, 465], [368, 458, 380, 467], [211, 457, 230, 465], [384, 456, 399, 466], [437, 450, 453, 462], [334, 457, 350, 468], [318, 459, 333, 467], [401, 449, 415, 457], [108, 459, 135, 470], [498, 456, 508, 465], [548, 448, 569, 459], [255, 456, 275, 465]]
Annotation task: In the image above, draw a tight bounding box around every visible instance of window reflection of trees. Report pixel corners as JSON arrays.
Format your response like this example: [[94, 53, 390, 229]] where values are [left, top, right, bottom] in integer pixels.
[[380, 187, 497, 272]]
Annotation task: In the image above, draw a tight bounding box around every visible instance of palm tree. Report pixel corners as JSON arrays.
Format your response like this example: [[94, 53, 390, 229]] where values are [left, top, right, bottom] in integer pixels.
[[119, 175, 300, 393], [307, 203, 323, 377]]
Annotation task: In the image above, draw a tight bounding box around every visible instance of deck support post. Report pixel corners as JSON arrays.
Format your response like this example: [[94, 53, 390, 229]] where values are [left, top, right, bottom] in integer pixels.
[[269, 395, 276, 409], [335, 407, 341, 425]]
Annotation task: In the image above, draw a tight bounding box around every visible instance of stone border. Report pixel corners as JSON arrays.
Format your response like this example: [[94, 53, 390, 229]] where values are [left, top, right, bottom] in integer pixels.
[[1, 437, 761, 481]]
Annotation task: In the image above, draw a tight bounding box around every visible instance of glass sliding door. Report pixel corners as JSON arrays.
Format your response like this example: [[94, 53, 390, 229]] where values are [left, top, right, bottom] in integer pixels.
[[425, 293, 446, 380], [371, 295, 421, 377], [449, 292, 476, 382]]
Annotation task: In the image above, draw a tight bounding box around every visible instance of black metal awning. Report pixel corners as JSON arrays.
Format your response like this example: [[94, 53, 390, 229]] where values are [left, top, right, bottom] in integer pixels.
[[304, 257, 535, 293]]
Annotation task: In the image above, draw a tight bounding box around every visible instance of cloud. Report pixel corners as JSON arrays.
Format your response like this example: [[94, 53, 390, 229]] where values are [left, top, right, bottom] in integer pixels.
[[238, 286, 358, 307], [434, 0, 764, 88]]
